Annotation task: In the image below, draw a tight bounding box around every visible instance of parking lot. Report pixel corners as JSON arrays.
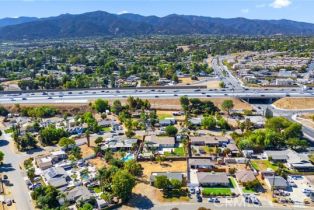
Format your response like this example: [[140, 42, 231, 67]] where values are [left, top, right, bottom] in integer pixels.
[[287, 175, 314, 207]]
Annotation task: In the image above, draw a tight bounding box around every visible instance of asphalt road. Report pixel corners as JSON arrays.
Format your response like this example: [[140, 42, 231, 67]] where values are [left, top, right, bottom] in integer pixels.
[[0, 133, 34, 210], [150, 202, 297, 210], [0, 87, 314, 105]]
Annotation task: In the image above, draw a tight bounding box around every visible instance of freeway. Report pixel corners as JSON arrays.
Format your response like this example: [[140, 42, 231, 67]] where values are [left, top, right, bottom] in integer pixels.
[[0, 87, 314, 104]]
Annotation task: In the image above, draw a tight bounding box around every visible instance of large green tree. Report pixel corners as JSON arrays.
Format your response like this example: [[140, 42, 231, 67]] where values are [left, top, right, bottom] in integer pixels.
[[112, 170, 136, 202], [93, 99, 110, 113], [221, 100, 234, 115]]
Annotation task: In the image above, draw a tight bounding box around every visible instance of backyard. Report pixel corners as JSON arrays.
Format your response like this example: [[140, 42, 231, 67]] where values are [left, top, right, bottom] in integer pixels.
[[251, 160, 279, 171], [140, 161, 187, 180], [164, 147, 186, 157]]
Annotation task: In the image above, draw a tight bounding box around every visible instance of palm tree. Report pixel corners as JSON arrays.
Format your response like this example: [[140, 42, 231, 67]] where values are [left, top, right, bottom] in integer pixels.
[[85, 129, 90, 147], [96, 168, 110, 192], [182, 138, 189, 157]]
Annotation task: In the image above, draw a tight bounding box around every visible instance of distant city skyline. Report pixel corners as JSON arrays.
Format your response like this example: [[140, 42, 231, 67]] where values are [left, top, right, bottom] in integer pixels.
[[0, 0, 313, 23]]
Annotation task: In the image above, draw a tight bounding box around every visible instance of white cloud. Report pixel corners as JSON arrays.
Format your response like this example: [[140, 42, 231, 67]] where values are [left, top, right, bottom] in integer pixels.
[[117, 10, 128, 15], [270, 0, 292, 9], [241, 9, 249, 14]]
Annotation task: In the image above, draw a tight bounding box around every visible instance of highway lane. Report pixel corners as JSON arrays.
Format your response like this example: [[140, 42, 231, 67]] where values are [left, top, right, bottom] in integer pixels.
[[1, 88, 314, 104]]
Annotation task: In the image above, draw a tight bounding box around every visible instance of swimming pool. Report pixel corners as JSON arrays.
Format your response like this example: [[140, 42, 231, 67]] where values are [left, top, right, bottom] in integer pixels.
[[80, 173, 90, 181], [121, 153, 134, 161]]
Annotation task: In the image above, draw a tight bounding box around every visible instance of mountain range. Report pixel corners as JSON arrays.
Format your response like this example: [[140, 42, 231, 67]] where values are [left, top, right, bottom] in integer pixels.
[[1, 11, 314, 40], [0, 17, 38, 28]]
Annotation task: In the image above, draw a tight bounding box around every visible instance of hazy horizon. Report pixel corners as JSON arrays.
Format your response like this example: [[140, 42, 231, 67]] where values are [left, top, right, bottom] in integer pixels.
[[0, 0, 314, 23]]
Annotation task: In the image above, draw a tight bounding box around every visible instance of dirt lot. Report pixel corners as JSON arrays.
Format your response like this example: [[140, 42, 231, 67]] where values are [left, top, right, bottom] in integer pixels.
[[140, 161, 187, 181], [2, 97, 251, 113], [79, 144, 95, 159], [88, 157, 108, 169], [273, 97, 314, 110], [1, 80, 21, 91], [205, 80, 221, 89], [149, 97, 252, 111], [156, 110, 185, 121]]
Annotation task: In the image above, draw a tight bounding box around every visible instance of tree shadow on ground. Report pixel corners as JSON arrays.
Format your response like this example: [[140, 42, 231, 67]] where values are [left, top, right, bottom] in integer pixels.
[[0, 163, 15, 173], [25, 147, 44, 155], [0, 139, 9, 147], [126, 193, 154, 209]]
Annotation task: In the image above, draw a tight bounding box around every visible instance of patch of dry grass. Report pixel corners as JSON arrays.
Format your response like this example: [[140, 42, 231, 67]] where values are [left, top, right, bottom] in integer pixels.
[[88, 157, 108, 169], [178, 77, 194, 85], [79, 144, 95, 159], [140, 161, 187, 181], [149, 97, 252, 111], [274, 97, 314, 110]]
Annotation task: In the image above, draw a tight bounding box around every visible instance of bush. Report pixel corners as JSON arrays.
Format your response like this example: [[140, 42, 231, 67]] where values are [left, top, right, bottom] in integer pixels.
[[165, 125, 178, 137], [21, 106, 58, 118], [0, 106, 8, 116], [93, 99, 110, 113]]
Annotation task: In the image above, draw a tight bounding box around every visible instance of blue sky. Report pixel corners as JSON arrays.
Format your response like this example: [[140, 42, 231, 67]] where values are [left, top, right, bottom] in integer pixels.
[[0, 0, 313, 23]]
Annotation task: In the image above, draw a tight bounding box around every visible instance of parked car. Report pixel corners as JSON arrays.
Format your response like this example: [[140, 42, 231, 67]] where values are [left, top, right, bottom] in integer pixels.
[[197, 195, 203, 202]]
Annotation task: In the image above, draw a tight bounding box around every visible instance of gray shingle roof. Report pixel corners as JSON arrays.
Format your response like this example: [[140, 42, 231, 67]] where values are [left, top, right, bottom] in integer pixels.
[[150, 172, 183, 182], [266, 176, 288, 188], [197, 172, 229, 185]]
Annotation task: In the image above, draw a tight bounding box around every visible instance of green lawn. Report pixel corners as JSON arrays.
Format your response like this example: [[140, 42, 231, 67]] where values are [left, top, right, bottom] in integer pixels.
[[93, 187, 102, 193], [102, 127, 111, 132], [251, 160, 278, 171], [251, 161, 259, 171], [158, 113, 173, 120], [4, 128, 13, 133], [242, 188, 256, 194], [174, 147, 185, 156], [230, 177, 237, 188], [164, 147, 186, 157], [202, 188, 232, 196], [202, 146, 216, 155]]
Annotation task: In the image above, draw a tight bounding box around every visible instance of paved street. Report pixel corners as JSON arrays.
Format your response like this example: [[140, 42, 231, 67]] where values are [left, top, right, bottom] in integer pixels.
[[150, 202, 293, 210], [0, 133, 34, 210]]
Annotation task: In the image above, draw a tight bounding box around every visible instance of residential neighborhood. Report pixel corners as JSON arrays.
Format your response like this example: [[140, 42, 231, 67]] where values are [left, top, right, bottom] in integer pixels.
[[1, 93, 314, 210]]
